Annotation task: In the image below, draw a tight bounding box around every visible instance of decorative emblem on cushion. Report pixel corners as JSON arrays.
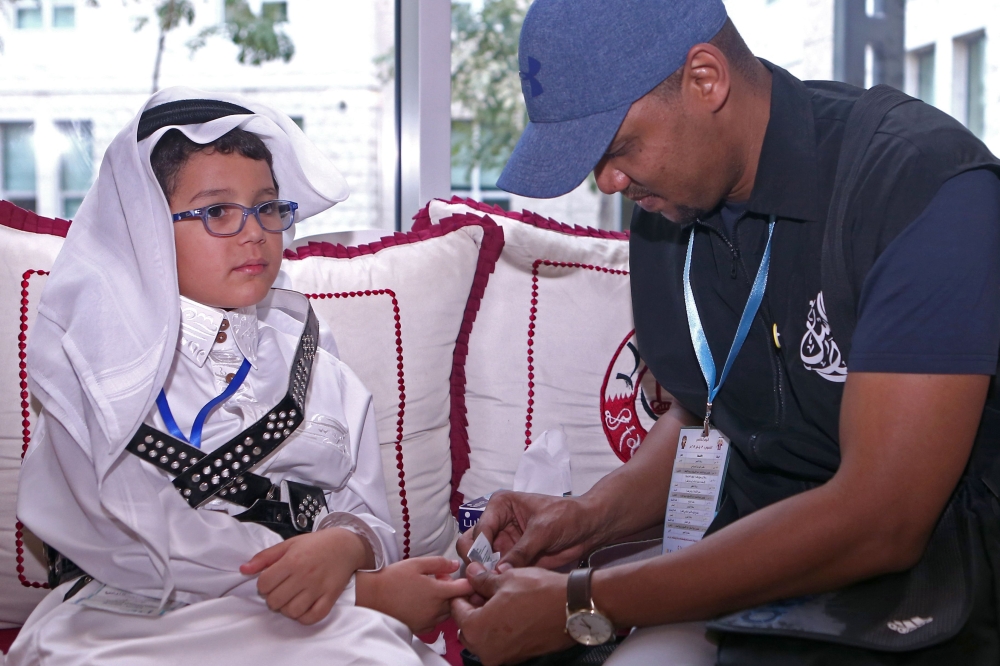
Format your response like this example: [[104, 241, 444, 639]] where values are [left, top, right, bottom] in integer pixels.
[[600, 331, 671, 463]]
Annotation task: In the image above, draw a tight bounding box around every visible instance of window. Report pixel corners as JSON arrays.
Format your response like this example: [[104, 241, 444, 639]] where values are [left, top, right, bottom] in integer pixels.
[[0, 1, 397, 233], [57, 121, 93, 218], [2, 123, 37, 212], [53, 5, 76, 28], [16, 5, 43, 29], [966, 34, 986, 139], [864, 43, 883, 89], [916, 47, 935, 105], [451, 0, 622, 230], [451, 119, 474, 191], [865, 0, 885, 18]]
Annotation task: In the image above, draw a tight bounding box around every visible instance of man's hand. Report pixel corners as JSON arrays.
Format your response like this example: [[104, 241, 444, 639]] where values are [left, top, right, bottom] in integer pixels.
[[241, 527, 372, 625], [457, 491, 597, 570], [452, 562, 575, 666], [357, 557, 474, 633], [457, 398, 696, 571]]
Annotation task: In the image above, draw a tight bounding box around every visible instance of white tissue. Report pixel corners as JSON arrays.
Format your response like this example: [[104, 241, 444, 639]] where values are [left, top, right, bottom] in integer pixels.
[[513, 427, 572, 496]]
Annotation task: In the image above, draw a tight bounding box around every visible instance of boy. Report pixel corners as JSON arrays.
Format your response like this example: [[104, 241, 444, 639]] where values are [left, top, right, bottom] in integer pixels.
[[8, 90, 470, 665]]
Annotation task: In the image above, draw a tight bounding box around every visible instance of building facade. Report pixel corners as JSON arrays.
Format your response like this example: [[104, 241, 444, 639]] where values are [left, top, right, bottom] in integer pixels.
[[0, 0, 396, 236]]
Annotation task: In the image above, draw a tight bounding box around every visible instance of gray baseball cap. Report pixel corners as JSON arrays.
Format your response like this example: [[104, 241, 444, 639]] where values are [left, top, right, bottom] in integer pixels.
[[497, 0, 728, 199]]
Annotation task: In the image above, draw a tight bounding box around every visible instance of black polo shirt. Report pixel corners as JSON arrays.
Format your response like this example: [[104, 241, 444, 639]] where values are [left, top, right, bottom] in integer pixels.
[[629, 59, 1000, 664], [631, 63, 1000, 509]]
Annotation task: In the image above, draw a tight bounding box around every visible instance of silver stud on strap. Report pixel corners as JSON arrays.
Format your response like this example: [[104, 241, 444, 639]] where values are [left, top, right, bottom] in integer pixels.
[[144, 435, 154, 444]]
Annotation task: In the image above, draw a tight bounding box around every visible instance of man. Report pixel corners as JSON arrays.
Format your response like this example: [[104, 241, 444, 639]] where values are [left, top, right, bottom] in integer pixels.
[[452, 1, 1000, 664]]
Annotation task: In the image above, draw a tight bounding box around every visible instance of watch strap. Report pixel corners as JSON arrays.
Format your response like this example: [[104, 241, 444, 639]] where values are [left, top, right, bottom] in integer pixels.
[[566, 567, 594, 614]]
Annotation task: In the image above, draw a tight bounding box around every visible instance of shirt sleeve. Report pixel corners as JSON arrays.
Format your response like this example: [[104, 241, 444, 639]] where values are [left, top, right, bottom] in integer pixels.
[[849, 169, 1000, 374]]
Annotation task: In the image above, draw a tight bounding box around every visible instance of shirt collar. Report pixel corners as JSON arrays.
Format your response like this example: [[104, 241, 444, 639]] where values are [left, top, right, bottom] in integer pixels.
[[178, 296, 259, 368], [742, 62, 824, 224]]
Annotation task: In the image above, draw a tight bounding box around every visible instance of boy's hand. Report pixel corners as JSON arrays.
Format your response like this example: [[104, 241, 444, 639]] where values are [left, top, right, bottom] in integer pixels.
[[241, 527, 374, 625], [357, 557, 474, 634]]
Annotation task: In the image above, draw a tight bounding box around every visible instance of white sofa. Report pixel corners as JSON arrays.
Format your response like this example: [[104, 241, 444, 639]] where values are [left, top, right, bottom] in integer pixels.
[[0, 197, 670, 657]]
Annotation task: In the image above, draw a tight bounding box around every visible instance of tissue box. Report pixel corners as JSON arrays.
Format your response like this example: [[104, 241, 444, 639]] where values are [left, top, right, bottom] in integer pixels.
[[458, 495, 491, 533]]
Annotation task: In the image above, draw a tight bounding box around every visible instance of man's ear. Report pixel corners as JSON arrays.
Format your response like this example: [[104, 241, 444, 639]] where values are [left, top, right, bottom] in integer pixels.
[[680, 43, 730, 114]]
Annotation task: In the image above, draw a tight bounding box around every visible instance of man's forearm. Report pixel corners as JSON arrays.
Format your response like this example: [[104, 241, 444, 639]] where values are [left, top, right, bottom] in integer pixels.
[[591, 478, 897, 627], [577, 402, 698, 549], [591, 373, 987, 629]]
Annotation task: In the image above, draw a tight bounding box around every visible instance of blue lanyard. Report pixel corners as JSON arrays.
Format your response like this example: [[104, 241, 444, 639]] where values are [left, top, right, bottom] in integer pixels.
[[684, 215, 776, 434], [156, 357, 252, 449]]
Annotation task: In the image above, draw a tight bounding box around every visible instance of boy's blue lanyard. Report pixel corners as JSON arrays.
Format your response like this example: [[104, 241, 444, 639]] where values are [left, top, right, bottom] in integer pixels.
[[684, 215, 776, 435], [156, 357, 252, 449]]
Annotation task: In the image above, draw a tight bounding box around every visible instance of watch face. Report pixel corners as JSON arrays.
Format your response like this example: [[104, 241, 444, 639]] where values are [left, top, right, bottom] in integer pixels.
[[566, 609, 614, 646]]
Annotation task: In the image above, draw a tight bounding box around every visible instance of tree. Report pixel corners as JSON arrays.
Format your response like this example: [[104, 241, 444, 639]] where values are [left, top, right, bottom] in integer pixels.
[[134, 0, 295, 93], [450, 0, 527, 184]]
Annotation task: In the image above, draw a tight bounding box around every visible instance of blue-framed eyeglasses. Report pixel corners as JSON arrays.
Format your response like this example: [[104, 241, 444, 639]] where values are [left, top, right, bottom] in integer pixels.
[[172, 200, 299, 237]]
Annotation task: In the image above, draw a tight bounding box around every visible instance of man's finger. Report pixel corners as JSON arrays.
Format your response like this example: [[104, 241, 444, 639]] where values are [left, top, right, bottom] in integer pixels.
[[240, 540, 290, 575], [497, 524, 547, 568], [451, 595, 479, 630], [464, 562, 502, 599]]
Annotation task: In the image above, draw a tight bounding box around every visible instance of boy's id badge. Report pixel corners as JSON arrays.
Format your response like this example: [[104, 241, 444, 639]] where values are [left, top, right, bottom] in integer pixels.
[[662, 427, 730, 554], [75, 583, 188, 616]]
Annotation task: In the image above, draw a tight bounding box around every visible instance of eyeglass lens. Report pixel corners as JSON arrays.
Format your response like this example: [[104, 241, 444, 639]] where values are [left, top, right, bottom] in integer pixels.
[[204, 201, 295, 236]]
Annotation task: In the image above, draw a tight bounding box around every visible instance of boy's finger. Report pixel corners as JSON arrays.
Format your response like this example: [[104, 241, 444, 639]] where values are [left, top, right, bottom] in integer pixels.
[[415, 556, 460, 576], [241, 540, 290, 575], [298, 594, 334, 626], [431, 577, 474, 598], [255, 557, 294, 595]]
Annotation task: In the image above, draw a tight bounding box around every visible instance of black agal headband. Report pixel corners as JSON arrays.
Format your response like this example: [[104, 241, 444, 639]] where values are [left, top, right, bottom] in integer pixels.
[[137, 99, 252, 142]]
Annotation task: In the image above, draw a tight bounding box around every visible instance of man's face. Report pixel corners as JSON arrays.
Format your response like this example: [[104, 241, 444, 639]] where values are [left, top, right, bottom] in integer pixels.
[[593, 87, 737, 225], [170, 150, 284, 309]]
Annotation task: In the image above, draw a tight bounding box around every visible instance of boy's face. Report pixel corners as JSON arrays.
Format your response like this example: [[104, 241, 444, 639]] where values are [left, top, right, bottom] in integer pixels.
[[170, 150, 284, 309]]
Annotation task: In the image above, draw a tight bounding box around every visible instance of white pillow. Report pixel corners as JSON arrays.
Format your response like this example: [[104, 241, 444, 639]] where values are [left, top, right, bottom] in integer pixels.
[[414, 198, 674, 504], [0, 203, 68, 627], [283, 217, 502, 557]]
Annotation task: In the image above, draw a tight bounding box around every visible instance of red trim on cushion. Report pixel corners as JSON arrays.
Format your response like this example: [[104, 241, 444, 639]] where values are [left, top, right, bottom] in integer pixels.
[[412, 196, 630, 240], [0, 200, 70, 237], [0, 627, 19, 655], [16, 270, 49, 589], [304, 290, 412, 559], [286, 216, 504, 518], [524, 261, 629, 450]]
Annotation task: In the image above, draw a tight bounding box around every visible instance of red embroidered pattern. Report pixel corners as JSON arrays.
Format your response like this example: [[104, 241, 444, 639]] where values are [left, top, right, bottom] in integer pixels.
[[304, 290, 412, 559], [0, 200, 70, 236], [16, 269, 49, 589], [287, 216, 504, 518], [524, 260, 630, 449], [412, 196, 630, 241]]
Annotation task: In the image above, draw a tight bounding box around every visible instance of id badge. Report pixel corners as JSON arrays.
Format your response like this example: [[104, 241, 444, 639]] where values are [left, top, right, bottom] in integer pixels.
[[662, 427, 730, 554]]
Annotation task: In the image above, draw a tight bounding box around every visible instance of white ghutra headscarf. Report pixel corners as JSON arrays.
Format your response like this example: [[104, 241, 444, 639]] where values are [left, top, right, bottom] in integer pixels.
[[23, 88, 349, 599]]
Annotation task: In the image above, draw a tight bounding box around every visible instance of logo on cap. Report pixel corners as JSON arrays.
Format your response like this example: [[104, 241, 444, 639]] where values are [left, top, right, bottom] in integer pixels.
[[519, 57, 544, 98]]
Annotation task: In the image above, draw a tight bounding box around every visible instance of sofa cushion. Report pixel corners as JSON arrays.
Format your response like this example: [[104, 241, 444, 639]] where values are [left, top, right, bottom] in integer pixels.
[[0, 201, 69, 628], [283, 217, 502, 558], [414, 198, 672, 506], [0, 200, 500, 629]]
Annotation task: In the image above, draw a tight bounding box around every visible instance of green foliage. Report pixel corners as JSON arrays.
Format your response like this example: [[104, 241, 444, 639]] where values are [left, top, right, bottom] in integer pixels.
[[188, 0, 294, 66], [451, 0, 527, 175]]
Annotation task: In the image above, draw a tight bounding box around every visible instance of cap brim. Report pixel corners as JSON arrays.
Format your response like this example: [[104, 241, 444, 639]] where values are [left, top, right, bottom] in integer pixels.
[[497, 102, 631, 199]]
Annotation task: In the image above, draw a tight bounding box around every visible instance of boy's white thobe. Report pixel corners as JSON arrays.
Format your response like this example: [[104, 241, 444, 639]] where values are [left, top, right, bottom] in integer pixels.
[[8, 292, 446, 666]]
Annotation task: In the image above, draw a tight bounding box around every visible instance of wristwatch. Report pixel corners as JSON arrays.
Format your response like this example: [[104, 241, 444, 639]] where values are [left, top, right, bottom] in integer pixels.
[[565, 567, 614, 646]]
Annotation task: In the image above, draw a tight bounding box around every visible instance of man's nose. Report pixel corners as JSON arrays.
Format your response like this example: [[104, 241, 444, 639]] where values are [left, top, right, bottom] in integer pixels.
[[593, 159, 630, 195]]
